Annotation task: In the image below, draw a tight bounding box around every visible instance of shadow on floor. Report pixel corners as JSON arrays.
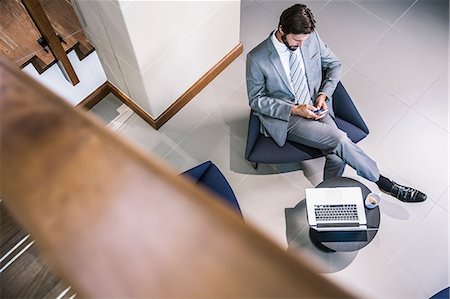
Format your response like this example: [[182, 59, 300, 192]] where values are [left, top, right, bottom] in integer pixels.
[[285, 199, 358, 273]]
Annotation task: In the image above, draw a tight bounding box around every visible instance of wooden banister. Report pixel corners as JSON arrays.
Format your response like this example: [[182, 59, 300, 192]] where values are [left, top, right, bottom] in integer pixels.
[[0, 58, 356, 298]]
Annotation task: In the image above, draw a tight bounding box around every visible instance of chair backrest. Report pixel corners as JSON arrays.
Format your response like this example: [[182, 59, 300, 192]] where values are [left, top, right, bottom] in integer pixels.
[[182, 161, 243, 216], [332, 82, 369, 135]]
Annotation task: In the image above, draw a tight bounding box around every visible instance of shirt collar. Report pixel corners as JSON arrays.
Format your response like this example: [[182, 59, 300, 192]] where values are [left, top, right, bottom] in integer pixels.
[[270, 30, 299, 56]]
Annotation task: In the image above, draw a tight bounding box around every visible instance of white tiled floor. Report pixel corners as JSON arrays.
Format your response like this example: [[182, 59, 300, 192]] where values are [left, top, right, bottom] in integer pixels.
[[91, 1, 449, 297]]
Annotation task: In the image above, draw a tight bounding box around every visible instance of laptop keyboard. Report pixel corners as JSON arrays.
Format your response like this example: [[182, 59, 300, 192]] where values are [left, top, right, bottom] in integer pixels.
[[314, 204, 359, 222]]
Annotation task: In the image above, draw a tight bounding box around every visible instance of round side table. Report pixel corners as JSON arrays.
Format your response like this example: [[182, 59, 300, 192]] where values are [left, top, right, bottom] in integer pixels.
[[309, 177, 380, 252]]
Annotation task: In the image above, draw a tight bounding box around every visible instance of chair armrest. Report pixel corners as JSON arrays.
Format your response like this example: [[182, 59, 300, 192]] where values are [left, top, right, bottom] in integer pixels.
[[332, 82, 369, 134]]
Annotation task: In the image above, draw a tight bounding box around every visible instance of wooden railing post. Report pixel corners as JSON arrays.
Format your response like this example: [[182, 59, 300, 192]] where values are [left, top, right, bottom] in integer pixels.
[[21, 0, 80, 85], [0, 58, 356, 298]]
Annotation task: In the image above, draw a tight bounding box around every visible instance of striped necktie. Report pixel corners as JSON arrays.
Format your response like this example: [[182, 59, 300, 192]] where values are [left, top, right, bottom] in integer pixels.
[[289, 51, 310, 104]]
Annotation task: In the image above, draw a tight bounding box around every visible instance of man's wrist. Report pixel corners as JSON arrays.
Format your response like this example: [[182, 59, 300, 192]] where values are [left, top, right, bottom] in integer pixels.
[[318, 92, 329, 101]]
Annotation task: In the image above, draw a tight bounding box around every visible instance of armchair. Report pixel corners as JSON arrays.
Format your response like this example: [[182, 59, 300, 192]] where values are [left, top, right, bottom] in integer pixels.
[[245, 82, 369, 168]]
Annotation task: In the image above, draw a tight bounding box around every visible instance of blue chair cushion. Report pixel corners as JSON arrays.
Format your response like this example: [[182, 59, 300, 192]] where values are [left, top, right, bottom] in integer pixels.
[[430, 287, 449, 299], [182, 161, 242, 217], [248, 135, 322, 163], [245, 116, 367, 164]]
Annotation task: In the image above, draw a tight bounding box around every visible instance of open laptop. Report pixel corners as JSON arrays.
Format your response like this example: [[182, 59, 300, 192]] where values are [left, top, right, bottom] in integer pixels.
[[305, 187, 368, 231]]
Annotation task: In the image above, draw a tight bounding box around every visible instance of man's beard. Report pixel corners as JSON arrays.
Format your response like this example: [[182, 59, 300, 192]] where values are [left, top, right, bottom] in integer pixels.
[[281, 33, 298, 51]]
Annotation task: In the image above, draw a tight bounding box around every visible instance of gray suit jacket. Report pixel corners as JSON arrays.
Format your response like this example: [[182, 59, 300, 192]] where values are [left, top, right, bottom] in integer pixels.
[[246, 31, 342, 147]]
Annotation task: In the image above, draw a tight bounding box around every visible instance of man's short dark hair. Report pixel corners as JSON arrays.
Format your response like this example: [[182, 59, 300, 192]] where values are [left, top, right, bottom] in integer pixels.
[[279, 4, 316, 34]]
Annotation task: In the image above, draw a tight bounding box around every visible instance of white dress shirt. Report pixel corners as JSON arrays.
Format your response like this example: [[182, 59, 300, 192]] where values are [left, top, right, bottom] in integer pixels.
[[270, 31, 312, 105]]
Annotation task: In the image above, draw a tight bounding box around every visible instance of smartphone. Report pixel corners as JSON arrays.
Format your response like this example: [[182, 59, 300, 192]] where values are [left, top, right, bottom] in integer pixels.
[[314, 108, 328, 115]]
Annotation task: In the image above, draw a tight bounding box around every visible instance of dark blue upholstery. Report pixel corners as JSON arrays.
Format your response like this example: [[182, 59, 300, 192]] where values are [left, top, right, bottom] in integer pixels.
[[430, 287, 449, 299], [245, 82, 369, 166], [182, 161, 242, 217]]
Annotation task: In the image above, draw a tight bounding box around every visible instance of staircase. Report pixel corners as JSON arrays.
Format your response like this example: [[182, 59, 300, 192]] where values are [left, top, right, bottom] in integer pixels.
[[0, 0, 94, 74], [0, 203, 77, 298]]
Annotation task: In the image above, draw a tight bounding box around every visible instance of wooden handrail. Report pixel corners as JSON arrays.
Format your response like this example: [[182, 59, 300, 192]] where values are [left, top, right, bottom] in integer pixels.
[[0, 58, 356, 298]]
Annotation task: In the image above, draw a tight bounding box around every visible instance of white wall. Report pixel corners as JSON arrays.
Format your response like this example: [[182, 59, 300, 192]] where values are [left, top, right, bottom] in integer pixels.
[[73, 0, 241, 119], [22, 51, 107, 106]]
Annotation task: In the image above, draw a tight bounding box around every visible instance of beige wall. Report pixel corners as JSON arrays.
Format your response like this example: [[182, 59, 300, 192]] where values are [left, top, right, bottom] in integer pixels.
[[73, 0, 241, 118]]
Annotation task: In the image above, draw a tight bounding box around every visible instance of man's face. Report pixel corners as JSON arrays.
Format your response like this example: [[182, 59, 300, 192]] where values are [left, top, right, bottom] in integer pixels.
[[281, 32, 310, 51]]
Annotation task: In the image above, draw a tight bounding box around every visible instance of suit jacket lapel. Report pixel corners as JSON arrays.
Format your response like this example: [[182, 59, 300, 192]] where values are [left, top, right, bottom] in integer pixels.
[[266, 38, 295, 96]]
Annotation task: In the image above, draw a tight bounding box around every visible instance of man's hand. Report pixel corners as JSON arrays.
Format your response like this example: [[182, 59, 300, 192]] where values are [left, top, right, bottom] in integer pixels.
[[291, 104, 325, 120], [314, 94, 328, 111]]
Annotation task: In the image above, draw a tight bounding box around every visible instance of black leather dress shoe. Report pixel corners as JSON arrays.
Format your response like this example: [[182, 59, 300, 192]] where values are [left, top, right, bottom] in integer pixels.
[[384, 181, 427, 202]]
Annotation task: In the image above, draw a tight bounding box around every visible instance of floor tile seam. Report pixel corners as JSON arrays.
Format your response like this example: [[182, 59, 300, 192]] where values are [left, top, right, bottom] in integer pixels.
[[267, 163, 297, 177], [347, 25, 392, 70], [390, 20, 448, 56], [160, 116, 211, 161], [408, 67, 448, 107], [160, 109, 235, 162], [378, 161, 449, 209], [240, 1, 254, 12], [234, 174, 249, 190], [410, 105, 450, 134], [391, 26, 448, 54], [227, 129, 247, 147], [383, 258, 430, 297], [313, 0, 335, 19], [390, 238, 446, 297], [287, 226, 309, 247], [348, 66, 423, 111], [373, 96, 449, 147], [432, 199, 450, 215], [349, 30, 445, 108], [428, 185, 450, 207], [201, 72, 247, 101], [348, 0, 394, 27], [205, 113, 241, 146], [114, 113, 181, 157], [316, 0, 333, 14], [407, 68, 449, 133], [252, 1, 278, 19], [105, 106, 134, 132], [390, 68, 449, 133], [114, 112, 138, 134], [279, 171, 310, 192], [329, 0, 395, 69], [436, 186, 450, 214], [253, 0, 332, 17], [389, 0, 420, 28], [384, 223, 427, 267], [345, 66, 420, 134], [368, 107, 412, 158], [383, 199, 437, 258], [199, 90, 250, 118]]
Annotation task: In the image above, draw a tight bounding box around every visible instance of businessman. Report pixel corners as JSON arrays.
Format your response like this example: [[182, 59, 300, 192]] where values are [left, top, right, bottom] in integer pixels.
[[246, 3, 427, 202]]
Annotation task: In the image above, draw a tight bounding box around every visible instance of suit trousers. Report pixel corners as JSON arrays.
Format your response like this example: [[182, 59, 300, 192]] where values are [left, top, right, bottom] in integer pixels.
[[286, 114, 380, 182]]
